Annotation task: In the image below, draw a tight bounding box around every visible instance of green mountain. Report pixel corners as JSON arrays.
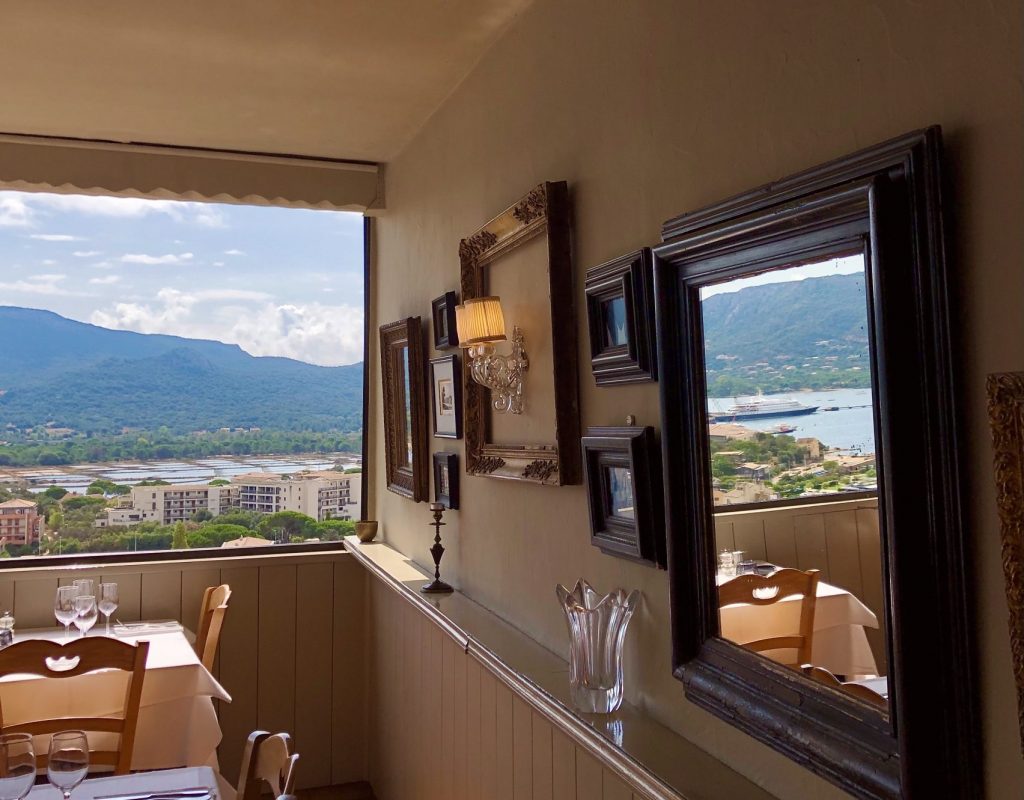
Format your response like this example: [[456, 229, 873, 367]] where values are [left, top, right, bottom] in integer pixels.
[[701, 272, 871, 396], [0, 307, 363, 434]]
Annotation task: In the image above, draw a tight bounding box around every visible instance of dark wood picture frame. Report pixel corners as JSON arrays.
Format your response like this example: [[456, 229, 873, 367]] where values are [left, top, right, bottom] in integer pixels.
[[653, 128, 978, 799], [379, 317, 429, 502], [433, 451, 460, 510], [432, 291, 459, 350], [585, 249, 657, 385], [987, 371, 1024, 754], [581, 426, 665, 568], [430, 354, 463, 440], [459, 181, 581, 486]]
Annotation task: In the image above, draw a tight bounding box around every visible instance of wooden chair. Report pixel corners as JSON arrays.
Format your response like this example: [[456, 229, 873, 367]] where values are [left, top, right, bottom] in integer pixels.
[[718, 568, 820, 667], [195, 583, 231, 671], [0, 637, 149, 774], [237, 730, 300, 800], [802, 665, 888, 709]]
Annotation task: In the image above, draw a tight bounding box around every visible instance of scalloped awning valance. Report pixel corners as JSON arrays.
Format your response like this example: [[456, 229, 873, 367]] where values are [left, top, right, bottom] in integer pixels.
[[0, 133, 383, 212]]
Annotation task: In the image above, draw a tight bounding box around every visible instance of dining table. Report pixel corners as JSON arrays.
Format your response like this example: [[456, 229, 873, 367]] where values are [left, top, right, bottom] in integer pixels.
[[0, 623, 231, 771], [718, 573, 881, 677], [25, 765, 235, 800]]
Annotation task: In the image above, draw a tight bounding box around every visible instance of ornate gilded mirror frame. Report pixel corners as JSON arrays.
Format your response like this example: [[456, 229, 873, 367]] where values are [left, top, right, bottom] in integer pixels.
[[380, 317, 429, 501], [654, 128, 979, 799], [459, 181, 581, 486], [987, 371, 1024, 754]]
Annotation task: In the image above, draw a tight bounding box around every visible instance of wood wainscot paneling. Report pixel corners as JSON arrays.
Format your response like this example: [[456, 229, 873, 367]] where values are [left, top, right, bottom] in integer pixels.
[[351, 537, 772, 800], [0, 550, 366, 791]]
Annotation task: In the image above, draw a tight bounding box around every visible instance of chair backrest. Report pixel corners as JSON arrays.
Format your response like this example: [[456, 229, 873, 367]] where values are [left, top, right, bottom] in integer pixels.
[[0, 637, 149, 774], [719, 568, 820, 666], [237, 731, 299, 800], [801, 664, 888, 709], [195, 584, 231, 671]]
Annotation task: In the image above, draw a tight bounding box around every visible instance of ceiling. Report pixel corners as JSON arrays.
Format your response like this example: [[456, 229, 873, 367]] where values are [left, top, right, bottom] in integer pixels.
[[0, 1, 532, 163]]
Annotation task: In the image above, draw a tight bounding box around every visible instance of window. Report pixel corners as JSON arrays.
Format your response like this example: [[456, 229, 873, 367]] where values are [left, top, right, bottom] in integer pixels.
[[0, 190, 364, 558]]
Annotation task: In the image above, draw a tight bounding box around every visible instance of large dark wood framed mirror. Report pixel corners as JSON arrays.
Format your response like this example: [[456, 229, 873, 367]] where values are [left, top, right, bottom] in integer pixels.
[[653, 128, 978, 798]]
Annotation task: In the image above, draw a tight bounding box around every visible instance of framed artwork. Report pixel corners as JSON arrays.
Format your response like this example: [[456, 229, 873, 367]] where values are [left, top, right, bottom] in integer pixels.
[[432, 291, 459, 350], [430, 355, 462, 439], [581, 426, 665, 568], [987, 371, 1024, 753], [584, 248, 657, 385], [459, 181, 581, 486], [379, 317, 429, 501], [433, 452, 460, 510]]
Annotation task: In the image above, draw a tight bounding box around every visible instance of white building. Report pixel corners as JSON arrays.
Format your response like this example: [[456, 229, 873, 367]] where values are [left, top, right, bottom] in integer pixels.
[[232, 471, 361, 522], [98, 483, 240, 527]]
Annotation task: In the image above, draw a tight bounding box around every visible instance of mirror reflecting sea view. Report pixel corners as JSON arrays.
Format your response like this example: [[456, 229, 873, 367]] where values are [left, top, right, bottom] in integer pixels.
[[703, 253, 889, 715]]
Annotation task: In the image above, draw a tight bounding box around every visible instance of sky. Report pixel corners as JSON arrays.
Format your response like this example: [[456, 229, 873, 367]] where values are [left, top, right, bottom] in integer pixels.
[[700, 253, 864, 299], [0, 190, 364, 366]]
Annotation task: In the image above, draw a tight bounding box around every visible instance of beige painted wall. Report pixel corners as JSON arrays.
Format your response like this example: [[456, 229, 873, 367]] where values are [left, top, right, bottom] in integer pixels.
[[369, 0, 1024, 796]]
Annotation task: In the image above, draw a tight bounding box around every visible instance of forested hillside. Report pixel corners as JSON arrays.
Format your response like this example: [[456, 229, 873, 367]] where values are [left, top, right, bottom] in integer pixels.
[[0, 307, 362, 434]]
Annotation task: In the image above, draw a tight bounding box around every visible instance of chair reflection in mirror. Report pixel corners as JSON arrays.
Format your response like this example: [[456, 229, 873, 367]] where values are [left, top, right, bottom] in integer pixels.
[[718, 568, 819, 668], [802, 665, 887, 710]]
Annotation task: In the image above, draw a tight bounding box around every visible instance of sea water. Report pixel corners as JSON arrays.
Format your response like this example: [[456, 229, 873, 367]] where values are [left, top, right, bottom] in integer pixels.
[[708, 387, 876, 454]]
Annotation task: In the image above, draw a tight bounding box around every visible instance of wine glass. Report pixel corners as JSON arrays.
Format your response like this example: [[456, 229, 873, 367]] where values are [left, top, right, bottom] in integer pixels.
[[47, 731, 88, 800], [72, 596, 98, 638], [98, 583, 119, 635], [54, 586, 79, 641], [0, 733, 35, 800], [71, 579, 94, 598]]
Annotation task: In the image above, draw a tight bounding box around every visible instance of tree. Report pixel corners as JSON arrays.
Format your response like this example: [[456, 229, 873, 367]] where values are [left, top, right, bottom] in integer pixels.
[[47, 507, 64, 531], [257, 510, 316, 543], [171, 522, 189, 550], [191, 509, 214, 523], [43, 486, 68, 500], [208, 479, 230, 486]]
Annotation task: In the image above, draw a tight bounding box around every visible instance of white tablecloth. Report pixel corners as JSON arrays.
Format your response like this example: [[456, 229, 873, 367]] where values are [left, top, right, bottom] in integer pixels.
[[719, 576, 880, 676], [0, 627, 231, 770], [27, 765, 235, 800]]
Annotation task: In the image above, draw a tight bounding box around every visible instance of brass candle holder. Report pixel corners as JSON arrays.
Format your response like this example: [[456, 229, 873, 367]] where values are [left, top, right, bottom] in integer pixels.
[[422, 502, 454, 594]]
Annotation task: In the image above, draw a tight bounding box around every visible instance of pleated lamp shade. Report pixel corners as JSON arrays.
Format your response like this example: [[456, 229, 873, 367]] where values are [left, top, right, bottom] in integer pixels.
[[455, 297, 507, 345]]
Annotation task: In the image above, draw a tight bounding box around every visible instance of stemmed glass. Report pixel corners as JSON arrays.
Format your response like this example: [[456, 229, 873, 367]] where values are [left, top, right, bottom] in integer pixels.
[[47, 731, 88, 800], [0, 733, 35, 800], [98, 583, 119, 635], [71, 579, 94, 598], [54, 586, 79, 641], [72, 596, 98, 638]]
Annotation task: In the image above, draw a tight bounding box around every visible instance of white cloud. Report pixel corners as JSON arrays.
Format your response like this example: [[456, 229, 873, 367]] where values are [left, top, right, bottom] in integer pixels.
[[91, 291, 362, 365], [89, 275, 121, 285], [224, 249, 245, 256], [91, 261, 113, 269], [193, 206, 227, 228], [28, 233, 82, 241], [42, 259, 57, 266], [72, 250, 102, 258], [0, 197, 32, 227], [0, 273, 76, 296], [212, 261, 225, 267], [121, 252, 194, 265]]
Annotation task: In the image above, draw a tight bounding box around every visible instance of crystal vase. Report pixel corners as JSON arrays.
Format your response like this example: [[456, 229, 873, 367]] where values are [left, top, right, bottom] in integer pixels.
[[556, 579, 640, 714]]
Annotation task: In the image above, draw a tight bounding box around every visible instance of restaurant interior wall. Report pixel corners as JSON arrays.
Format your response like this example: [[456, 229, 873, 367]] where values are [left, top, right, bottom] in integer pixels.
[[368, 0, 1024, 797]]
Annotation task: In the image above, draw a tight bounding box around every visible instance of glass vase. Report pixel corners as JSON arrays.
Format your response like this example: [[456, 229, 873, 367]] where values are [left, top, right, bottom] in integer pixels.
[[556, 579, 640, 714]]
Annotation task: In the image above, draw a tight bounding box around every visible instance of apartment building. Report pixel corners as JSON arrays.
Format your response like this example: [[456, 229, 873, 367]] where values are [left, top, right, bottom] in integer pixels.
[[99, 483, 240, 528], [233, 471, 360, 522], [0, 499, 42, 545]]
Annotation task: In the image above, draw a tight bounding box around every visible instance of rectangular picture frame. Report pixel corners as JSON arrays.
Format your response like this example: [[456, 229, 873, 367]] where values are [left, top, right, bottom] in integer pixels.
[[432, 291, 459, 350], [584, 248, 657, 385], [433, 451, 460, 510], [430, 354, 462, 439], [581, 425, 665, 568]]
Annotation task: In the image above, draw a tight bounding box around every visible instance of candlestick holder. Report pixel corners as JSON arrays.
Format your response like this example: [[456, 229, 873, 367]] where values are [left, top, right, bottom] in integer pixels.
[[422, 502, 454, 594]]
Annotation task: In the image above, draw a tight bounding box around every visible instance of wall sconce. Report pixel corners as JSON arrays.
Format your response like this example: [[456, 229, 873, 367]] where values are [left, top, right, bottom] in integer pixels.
[[455, 296, 529, 414]]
